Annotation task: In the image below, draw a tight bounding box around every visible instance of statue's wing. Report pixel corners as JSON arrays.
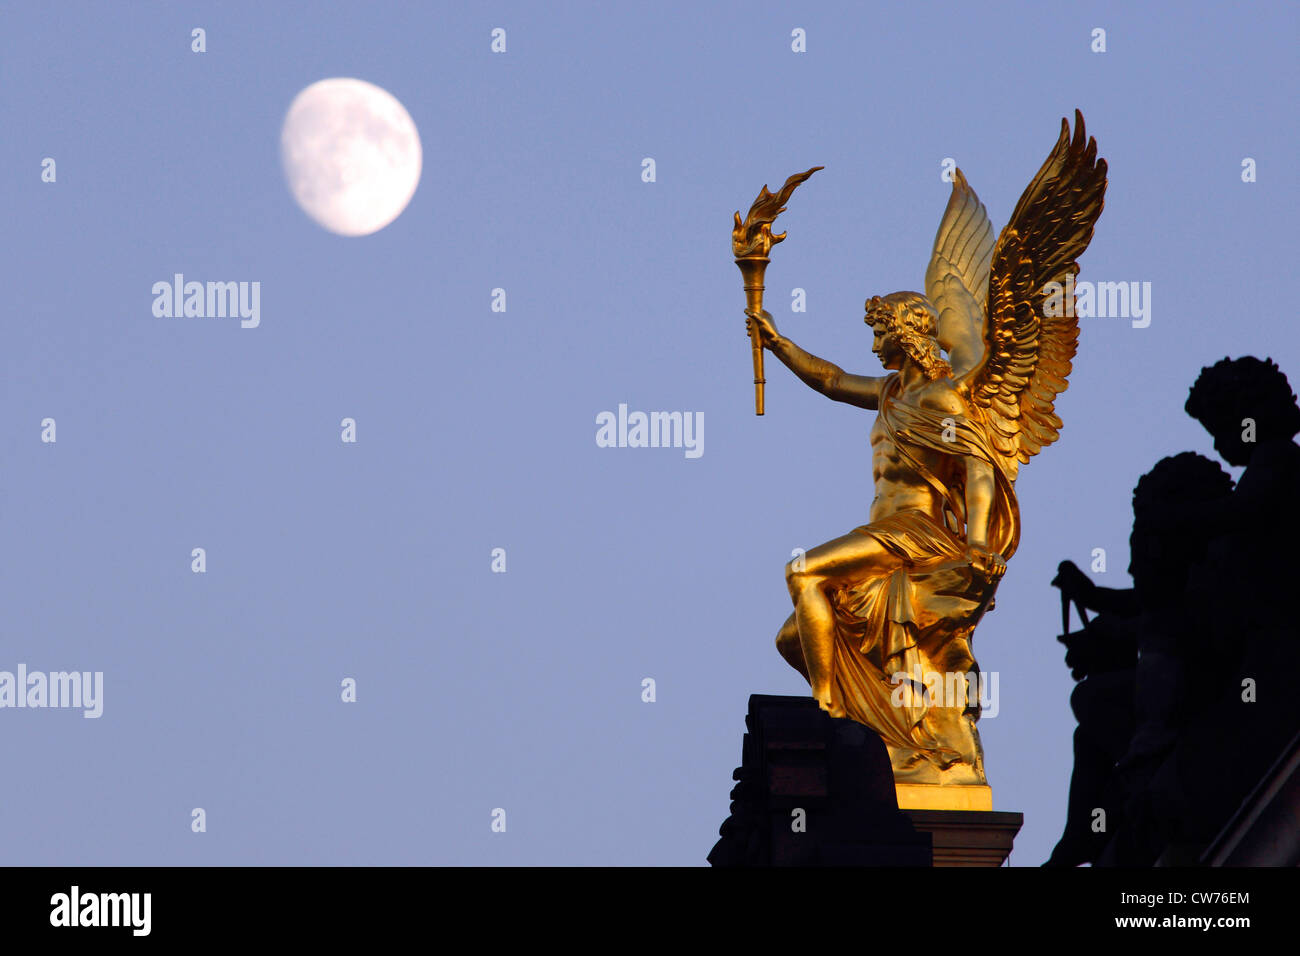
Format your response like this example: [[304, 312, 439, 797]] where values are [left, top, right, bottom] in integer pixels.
[[924, 169, 996, 378], [959, 110, 1107, 481]]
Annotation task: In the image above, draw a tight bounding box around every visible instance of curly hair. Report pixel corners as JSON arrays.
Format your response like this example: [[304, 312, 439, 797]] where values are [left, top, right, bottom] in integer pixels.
[[1129, 452, 1233, 601], [864, 291, 953, 380], [1132, 452, 1234, 518], [1185, 356, 1300, 441]]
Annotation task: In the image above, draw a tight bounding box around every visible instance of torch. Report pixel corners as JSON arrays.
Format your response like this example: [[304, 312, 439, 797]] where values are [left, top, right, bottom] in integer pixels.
[[732, 166, 822, 415]]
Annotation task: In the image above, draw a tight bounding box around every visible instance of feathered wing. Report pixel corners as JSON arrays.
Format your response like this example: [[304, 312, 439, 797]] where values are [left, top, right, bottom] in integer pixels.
[[959, 109, 1107, 481], [924, 169, 996, 378]]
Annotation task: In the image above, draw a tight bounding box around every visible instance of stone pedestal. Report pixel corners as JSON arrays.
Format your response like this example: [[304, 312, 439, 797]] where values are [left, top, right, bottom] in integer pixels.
[[710, 694, 1024, 867], [903, 809, 1024, 866]]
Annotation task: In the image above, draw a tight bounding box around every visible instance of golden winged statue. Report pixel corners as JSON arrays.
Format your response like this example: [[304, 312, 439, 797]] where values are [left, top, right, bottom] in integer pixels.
[[742, 111, 1107, 809]]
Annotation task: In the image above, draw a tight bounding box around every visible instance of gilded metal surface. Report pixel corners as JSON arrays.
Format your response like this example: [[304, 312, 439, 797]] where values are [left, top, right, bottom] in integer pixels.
[[896, 783, 992, 812], [732, 167, 822, 415], [737, 112, 1107, 798]]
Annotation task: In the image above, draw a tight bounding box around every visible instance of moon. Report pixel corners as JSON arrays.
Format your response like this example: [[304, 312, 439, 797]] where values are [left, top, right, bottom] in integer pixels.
[[280, 78, 422, 236]]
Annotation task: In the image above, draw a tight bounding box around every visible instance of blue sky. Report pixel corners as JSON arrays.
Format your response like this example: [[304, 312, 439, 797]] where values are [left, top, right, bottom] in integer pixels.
[[2, 0, 1296, 864]]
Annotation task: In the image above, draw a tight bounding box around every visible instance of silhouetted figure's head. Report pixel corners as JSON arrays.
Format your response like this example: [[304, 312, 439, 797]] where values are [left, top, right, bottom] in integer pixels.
[[1129, 452, 1233, 603], [1184, 357, 1300, 466]]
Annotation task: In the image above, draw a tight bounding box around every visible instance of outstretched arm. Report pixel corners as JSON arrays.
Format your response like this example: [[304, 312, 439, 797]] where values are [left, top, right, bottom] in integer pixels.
[[1052, 560, 1140, 617], [745, 309, 885, 409]]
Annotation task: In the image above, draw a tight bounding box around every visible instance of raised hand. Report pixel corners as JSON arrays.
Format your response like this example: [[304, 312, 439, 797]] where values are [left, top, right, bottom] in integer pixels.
[[1051, 559, 1095, 604], [744, 308, 780, 350]]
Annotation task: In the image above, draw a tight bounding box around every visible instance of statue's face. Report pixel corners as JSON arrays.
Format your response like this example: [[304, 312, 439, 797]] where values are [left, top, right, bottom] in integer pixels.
[[870, 318, 905, 370], [1211, 427, 1252, 467], [1192, 406, 1254, 466]]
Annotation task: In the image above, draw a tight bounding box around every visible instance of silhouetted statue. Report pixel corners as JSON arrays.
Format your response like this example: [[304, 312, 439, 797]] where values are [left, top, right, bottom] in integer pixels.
[[1178, 356, 1300, 653], [1049, 356, 1300, 866], [1108, 454, 1236, 866], [1120, 356, 1300, 862], [1045, 453, 1232, 866]]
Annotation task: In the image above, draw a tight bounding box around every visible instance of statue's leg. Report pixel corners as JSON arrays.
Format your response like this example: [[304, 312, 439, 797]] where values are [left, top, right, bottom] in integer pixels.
[[775, 612, 808, 680], [785, 532, 897, 715]]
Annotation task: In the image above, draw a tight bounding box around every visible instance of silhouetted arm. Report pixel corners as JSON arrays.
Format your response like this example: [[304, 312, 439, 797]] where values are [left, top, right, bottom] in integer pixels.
[[1053, 560, 1140, 617]]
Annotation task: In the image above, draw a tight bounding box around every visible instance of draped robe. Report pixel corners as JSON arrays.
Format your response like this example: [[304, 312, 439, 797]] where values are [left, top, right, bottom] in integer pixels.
[[828, 372, 1020, 775]]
